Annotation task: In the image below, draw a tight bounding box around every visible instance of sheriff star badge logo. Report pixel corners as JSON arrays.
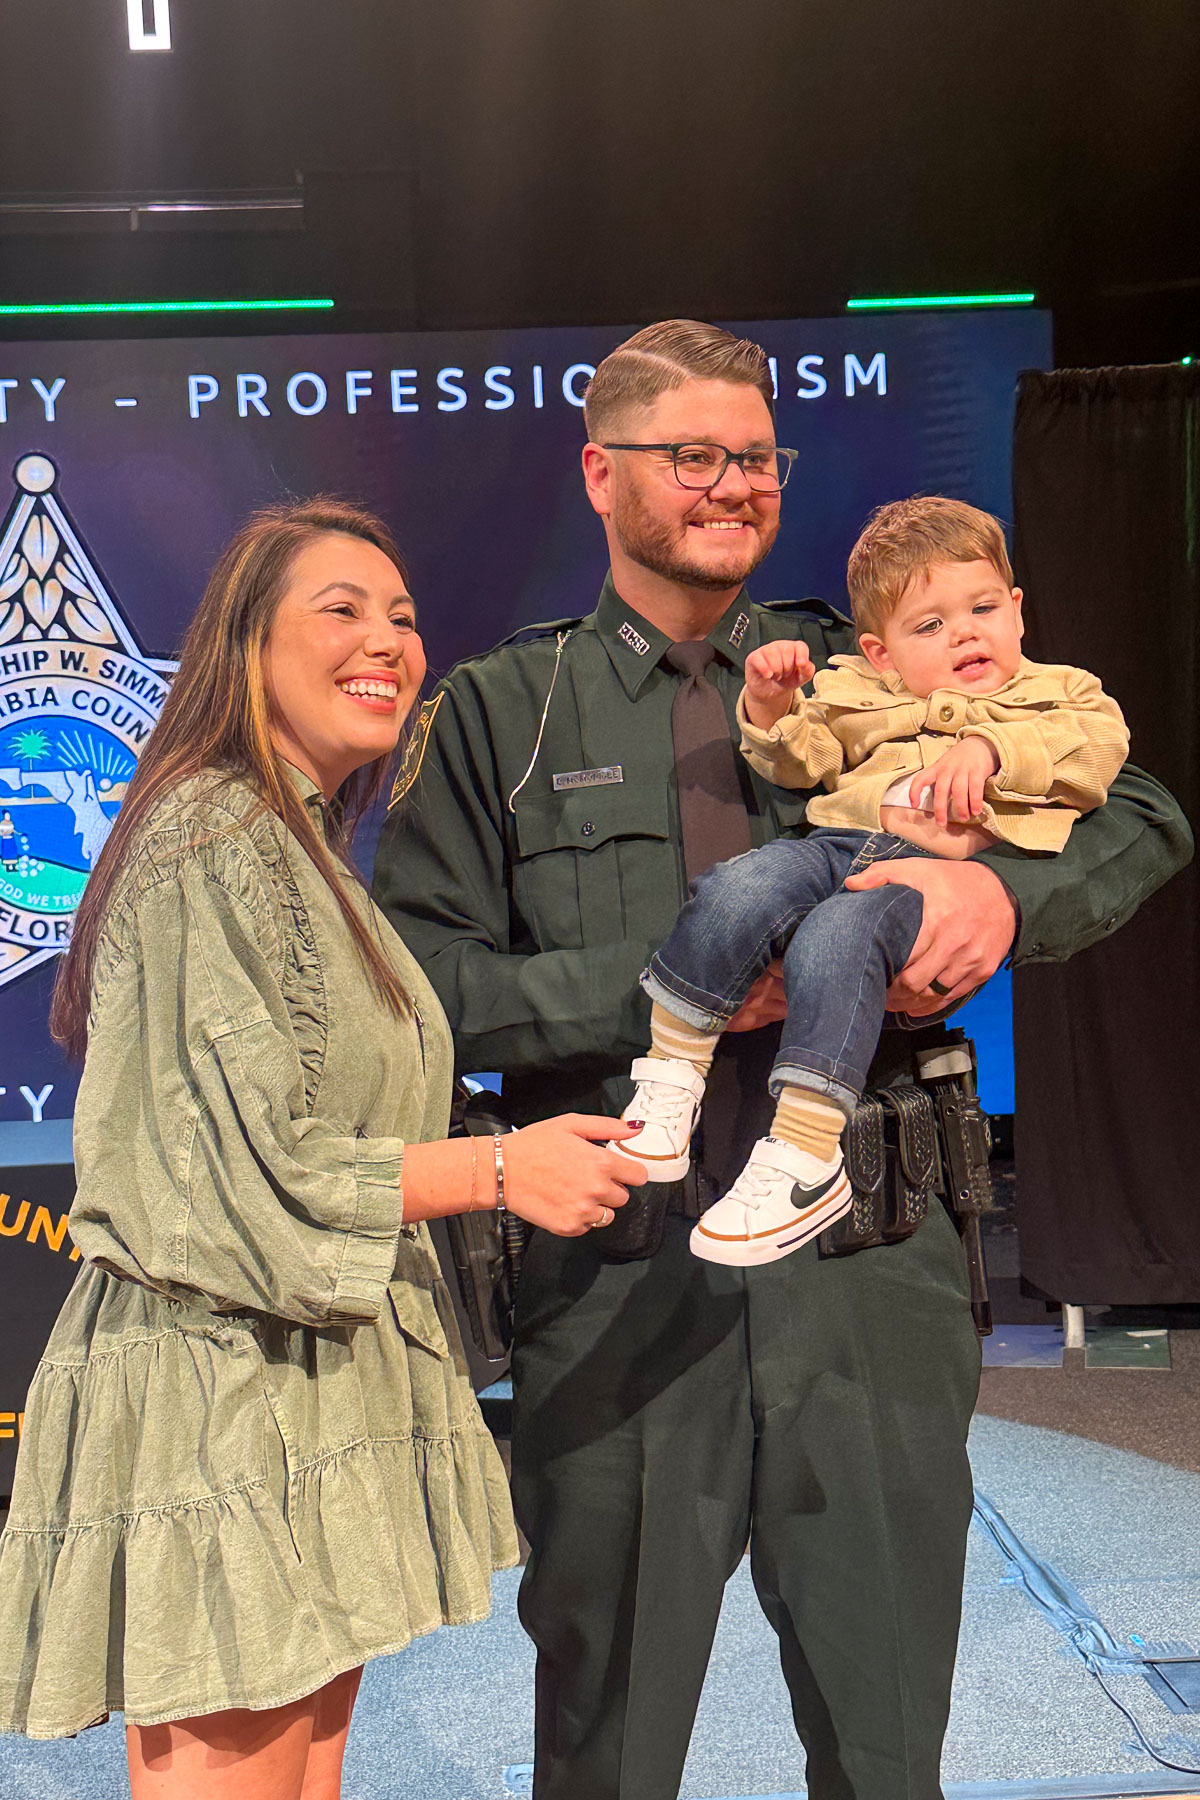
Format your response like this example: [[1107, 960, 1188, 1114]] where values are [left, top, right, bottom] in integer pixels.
[[0, 455, 176, 991]]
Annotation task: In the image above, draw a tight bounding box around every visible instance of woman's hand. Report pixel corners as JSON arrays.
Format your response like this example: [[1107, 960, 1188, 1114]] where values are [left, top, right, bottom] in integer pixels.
[[399, 1121, 647, 1233], [503, 1115, 647, 1235]]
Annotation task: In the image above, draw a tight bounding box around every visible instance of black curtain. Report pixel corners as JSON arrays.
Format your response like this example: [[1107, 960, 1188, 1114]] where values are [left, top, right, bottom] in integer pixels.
[[1012, 365, 1199, 1305]]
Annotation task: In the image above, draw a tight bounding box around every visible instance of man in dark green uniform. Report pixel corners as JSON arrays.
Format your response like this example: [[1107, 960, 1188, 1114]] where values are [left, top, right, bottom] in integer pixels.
[[374, 322, 1191, 1800]]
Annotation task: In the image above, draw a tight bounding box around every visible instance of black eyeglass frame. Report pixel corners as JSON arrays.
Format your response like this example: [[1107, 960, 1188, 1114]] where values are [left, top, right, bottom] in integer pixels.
[[600, 441, 799, 492]]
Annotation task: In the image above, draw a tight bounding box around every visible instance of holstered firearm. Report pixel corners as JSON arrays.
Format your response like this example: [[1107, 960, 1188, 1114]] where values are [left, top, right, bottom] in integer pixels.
[[917, 1034, 994, 1337]]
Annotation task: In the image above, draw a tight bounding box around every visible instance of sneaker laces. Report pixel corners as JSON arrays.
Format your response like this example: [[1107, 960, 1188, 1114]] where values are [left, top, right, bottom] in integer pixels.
[[733, 1161, 775, 1214], [634, 1078, 696, 1131]]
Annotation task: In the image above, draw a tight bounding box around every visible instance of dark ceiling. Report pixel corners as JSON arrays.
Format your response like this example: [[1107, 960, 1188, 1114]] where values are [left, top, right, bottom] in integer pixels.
[[1, 0, 1198, 360]]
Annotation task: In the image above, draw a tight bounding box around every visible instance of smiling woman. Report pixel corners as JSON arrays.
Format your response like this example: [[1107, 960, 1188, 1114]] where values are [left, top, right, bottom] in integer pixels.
[[0, 499, 647, 1800], [50, 500, 426, 1052], [261, 535, 426, 800]]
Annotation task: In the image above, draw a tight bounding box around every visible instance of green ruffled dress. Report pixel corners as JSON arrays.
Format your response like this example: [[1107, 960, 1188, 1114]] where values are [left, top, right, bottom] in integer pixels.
[[0, 769, 517, 1738]]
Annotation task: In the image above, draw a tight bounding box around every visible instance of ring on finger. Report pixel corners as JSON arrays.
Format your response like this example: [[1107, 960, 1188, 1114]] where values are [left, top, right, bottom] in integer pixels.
[[929, 976, 952, 997], [589, 1205, 613, 1230]]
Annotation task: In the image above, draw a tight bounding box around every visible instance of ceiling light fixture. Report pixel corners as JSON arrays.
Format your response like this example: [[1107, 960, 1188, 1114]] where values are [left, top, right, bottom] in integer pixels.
[[0, 297, 334, 316], [127, 0, 172, 51], [847, 292, 1036, 311]]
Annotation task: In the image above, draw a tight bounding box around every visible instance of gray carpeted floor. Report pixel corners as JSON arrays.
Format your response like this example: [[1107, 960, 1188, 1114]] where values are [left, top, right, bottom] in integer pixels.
[[3, 1410, 1200, 1800], [977, 1331, 1200, 1475]]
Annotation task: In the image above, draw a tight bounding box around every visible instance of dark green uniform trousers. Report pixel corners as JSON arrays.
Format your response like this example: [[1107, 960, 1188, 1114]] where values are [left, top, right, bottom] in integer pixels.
[[511, 1202, 981, 1800]]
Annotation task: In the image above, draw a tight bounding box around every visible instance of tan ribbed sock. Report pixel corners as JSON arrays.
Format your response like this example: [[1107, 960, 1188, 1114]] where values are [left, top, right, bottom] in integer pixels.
[[648, 1003, 721, 1080], [770, 1085, 846, 1164]]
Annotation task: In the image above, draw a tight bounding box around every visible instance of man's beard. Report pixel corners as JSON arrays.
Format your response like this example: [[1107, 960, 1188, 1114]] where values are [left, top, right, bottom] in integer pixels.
[[612, 486, 778, 592]]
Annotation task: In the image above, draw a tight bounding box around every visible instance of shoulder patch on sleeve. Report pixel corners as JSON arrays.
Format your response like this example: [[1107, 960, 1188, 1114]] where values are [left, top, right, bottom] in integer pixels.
[[388, 689, 445, 809], [492, 614, 586, 651], [758, 594, 854, 630]]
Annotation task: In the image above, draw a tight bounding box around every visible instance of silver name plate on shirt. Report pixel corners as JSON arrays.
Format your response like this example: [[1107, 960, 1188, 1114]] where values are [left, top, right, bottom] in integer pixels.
[[552, 766, 625, 791]]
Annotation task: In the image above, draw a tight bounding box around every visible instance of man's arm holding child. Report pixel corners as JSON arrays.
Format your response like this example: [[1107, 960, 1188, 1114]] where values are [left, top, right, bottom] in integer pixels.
[[850, 766, 1191, 1014], [736, 648, 1191, 1015]]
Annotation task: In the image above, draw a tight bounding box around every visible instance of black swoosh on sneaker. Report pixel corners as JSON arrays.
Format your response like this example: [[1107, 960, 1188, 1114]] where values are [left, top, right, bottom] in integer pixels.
[[789, 1171, 845, 1211]]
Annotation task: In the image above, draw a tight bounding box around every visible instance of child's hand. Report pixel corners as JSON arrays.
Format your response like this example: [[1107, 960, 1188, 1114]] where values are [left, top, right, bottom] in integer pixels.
[[743, 640, 816, 729], [912, 736, 1000, 826]]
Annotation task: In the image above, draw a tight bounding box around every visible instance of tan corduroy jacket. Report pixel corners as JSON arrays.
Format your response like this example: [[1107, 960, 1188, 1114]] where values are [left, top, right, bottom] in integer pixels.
[[737, 654, 1130, 853]]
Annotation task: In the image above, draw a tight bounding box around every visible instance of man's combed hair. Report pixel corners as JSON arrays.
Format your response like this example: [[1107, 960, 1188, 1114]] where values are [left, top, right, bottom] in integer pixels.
[[846, 495, 1014, 638], [583, 320, 775, 442]]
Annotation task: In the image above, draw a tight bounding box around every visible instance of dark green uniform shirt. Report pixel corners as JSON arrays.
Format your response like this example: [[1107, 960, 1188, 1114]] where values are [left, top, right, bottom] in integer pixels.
[[373, 575, 1191, 1130]]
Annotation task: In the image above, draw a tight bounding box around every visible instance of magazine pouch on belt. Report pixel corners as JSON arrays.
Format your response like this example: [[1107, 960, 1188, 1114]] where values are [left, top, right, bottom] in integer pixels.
[[884, 1082, 938, 1234], [817, 1085, 934, 1256]]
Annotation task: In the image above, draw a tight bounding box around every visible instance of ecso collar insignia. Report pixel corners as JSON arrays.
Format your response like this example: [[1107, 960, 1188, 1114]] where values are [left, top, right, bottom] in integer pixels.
[[617, 620, 651, 657]]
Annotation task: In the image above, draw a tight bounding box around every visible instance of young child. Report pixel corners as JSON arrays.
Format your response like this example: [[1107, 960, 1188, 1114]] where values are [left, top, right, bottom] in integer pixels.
[[610, 496, 1129, 1265]]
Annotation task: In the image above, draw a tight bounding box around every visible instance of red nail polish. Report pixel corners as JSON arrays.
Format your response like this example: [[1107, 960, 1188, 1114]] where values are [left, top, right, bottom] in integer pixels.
[[628, 1120, 644, 1130]]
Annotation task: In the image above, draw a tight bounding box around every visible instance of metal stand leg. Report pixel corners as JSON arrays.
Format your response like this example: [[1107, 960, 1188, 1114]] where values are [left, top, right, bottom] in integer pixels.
[[1063, 1304, 1086, 1351]]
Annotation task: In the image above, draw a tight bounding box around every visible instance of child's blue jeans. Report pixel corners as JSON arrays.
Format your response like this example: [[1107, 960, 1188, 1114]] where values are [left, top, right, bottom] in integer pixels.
[[642, 829, 928, 1117]]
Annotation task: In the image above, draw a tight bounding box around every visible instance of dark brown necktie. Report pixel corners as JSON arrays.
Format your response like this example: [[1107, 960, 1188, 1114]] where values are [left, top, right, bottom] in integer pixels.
[[665, 640, 753, 885]]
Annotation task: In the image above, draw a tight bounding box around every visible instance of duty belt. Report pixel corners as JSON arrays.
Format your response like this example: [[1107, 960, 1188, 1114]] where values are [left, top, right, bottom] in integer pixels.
[[444, 1024, 994, 1359]]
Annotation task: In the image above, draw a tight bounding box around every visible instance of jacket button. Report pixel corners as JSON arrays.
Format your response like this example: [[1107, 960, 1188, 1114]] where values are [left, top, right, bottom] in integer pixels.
[[939, 703, 955, 722], [581, 821, 595, 837]]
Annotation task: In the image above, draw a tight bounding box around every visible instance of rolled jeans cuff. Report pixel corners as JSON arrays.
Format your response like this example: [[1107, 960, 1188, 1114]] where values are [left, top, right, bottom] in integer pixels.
[[769, 1059, 859, 1121], [640, 963, 739, 1033]]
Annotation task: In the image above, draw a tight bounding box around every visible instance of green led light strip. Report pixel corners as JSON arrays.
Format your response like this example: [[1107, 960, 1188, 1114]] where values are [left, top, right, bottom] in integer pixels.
[[0, 297, 335, 317], [847, 292, 1035, 311]]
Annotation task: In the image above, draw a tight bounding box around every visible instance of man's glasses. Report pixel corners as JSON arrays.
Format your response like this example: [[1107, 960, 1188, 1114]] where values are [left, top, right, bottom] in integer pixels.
[[601, 441, 798, 493]]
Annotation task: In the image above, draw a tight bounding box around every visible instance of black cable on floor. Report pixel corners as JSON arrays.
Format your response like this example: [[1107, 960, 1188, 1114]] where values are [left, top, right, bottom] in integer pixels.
[[1088, 1668, 1200, 1777], [974, 1492, 1200, 1779]]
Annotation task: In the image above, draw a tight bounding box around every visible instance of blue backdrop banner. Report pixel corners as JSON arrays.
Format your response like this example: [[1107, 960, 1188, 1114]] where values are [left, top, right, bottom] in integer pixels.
[[0, 309, 1049, 1132]]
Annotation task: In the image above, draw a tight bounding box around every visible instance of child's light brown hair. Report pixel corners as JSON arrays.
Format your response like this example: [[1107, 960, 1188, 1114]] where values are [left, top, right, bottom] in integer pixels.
[[846, 495, 1014, 638]]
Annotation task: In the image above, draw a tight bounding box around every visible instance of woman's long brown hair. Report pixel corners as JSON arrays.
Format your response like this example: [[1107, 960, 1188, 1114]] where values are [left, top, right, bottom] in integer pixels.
[[51, 498, 415, 1060]]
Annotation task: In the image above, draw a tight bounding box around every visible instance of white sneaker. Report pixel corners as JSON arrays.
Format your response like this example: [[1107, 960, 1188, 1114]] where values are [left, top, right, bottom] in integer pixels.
[[608, 1056, 706, 1183], [690, 1136, 853, 1266]]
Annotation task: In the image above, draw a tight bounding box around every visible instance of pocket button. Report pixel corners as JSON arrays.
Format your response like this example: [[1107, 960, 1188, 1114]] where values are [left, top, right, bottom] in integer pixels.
[[581, 821, 595, 837]]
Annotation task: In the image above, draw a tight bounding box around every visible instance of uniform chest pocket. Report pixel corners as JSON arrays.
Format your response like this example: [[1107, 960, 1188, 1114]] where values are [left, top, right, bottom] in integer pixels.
[[512, 786, 674, 950]]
